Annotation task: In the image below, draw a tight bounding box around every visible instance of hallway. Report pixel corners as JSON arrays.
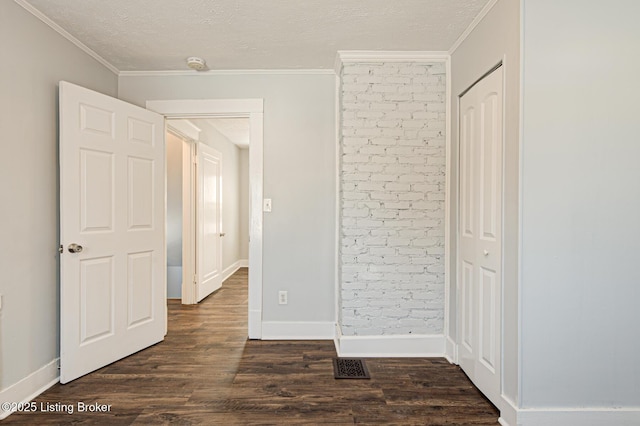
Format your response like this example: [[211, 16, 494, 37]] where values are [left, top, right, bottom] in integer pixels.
[[5, 268, 498, 424]]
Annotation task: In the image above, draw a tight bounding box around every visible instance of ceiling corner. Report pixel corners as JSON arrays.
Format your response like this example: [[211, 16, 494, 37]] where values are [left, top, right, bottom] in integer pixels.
[[448, 0, 499, 55], [14, 0, 120, 75]]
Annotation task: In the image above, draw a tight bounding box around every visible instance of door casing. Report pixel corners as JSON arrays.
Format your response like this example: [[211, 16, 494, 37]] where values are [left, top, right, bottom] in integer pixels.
[[148, 99, 264, 339]]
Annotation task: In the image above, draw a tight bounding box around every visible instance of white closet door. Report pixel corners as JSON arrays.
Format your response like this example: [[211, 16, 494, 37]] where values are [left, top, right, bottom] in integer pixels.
[[458, 66, 503, 406]]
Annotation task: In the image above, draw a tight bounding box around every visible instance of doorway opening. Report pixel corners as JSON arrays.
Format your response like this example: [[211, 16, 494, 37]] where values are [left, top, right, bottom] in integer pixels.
[[165, 118, 251, 304], [148, 98, 264, 339]]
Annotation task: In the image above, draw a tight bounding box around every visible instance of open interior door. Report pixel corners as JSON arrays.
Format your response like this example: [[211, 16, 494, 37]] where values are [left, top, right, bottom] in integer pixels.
[[59, 81, 166, 383], [196, 142, 222, 301]]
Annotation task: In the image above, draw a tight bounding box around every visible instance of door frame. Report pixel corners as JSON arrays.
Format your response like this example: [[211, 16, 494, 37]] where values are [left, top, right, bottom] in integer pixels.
[[148, 99, 264, 339], [166, 126, 225, 305], [165, 122, 198, 305]]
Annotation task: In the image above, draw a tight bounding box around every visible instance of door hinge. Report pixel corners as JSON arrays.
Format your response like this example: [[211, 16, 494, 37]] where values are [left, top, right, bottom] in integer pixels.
[[193, 155, 198, 165], [193, 274, 198, 285]]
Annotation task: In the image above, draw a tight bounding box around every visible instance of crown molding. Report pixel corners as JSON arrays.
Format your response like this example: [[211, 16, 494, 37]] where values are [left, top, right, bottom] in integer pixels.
[[13, 1, 334, 77], [14, 0, 120, 75], [119, 69, 336, 77], [335, 51, 450, 75], [16, 0, 492, 77], [337, 51, 449, 64], [448, 0, 499, 55]]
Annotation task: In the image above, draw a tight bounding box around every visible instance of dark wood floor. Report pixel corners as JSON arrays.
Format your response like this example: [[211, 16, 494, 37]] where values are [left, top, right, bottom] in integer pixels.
[[5, 268, 498, 425]]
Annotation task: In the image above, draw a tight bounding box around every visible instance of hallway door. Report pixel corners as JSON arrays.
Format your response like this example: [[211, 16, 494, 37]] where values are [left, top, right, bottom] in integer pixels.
[[196, 142, 223, 301], [59, 81, 166, 383], [458, 66, 503, 406]]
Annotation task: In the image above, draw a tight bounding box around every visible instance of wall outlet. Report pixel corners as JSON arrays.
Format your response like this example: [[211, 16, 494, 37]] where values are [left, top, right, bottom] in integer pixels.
[[278, 290, 288, 305], [263, 198, 272, 212]]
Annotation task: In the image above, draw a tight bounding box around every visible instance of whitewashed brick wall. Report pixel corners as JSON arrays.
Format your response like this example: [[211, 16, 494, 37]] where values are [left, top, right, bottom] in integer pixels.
[[339, 61, 446, 336]]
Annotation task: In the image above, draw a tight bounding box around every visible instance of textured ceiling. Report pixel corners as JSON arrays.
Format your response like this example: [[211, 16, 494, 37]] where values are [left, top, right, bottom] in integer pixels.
[[204, 118, 250, 148], [22, 0, 490, 71]]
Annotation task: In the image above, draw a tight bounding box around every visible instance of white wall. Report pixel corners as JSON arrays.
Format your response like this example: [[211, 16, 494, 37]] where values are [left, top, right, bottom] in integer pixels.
[[166, 131, 184, 298], [0, 1, 118, 390], [520, 0, 640, 409], [450, 0, 520, 405], [119, 74, 336, 322]]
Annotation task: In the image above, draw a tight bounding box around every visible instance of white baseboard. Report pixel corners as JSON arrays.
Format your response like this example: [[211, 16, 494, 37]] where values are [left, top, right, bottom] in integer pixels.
[[497, 395, 640, 426], [516, 408, 640, 426], [221, 259, 248, 283], [0, 359, 59, 420], [261, 321, 335, 340], [444, 335, 457, 364], [336, 333, 445, 357]]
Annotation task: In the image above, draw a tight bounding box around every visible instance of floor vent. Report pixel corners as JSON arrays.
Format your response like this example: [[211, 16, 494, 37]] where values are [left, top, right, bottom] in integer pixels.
[[333, 358, 370, 379]]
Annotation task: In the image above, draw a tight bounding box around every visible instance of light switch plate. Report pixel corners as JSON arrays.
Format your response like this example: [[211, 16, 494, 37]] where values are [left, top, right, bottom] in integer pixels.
[[263, 198, 272, 212]]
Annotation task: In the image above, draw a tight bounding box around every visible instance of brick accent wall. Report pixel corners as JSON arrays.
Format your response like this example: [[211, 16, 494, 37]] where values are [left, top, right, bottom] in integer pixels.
[[339, 61, 446, 336]]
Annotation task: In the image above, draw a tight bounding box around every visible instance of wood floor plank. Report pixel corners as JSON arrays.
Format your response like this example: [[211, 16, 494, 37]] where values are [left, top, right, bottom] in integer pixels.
[[4, 268, 498, 424]]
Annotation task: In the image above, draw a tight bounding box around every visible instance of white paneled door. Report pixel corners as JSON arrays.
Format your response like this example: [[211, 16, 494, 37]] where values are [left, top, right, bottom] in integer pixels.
[[458, 66, 503, 406], [59, 82, 166, 383], [196, 142, 223, 301]]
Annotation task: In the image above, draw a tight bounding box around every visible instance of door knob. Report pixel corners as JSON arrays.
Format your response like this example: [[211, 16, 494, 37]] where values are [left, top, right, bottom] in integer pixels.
[[219, 233, 226, 237], [68, 243, 83, 253], [483, 250, 489, 256]]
